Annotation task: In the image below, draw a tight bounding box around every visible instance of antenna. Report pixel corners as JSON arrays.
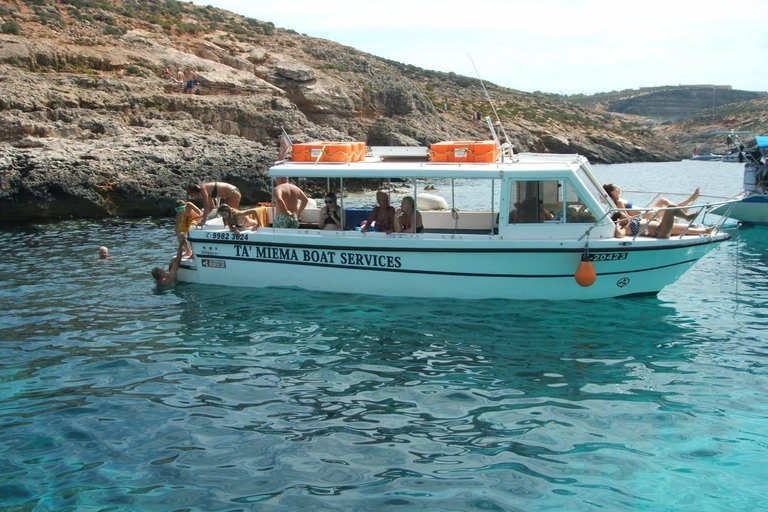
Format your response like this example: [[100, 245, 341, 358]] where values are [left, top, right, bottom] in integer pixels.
[[468, 53, 513, 154]]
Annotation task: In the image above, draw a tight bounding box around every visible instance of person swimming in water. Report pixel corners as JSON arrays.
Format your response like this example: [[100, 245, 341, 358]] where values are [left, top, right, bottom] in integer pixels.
[[151, 233, 188, 286]]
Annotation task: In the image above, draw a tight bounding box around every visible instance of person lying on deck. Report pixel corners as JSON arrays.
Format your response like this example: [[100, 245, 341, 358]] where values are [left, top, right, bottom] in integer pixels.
[[218, 204, 261, 236], [604, 184, 701, 220], [613, 211, 715, 238]]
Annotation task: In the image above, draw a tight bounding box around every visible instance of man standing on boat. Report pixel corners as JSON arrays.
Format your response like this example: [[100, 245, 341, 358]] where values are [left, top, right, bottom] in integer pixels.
[[273, 177, 308, 228]]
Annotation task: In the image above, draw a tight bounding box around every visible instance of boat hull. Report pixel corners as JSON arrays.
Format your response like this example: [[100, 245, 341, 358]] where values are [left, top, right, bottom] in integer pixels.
[[179, 230, 728, 300], [711, 193, 768, 225]]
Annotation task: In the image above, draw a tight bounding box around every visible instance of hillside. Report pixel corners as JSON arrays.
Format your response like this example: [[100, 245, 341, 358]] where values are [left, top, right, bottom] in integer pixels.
[[570, 85, 767, 124], [662, 97, 768, 154], [0, 0, 742, 220]]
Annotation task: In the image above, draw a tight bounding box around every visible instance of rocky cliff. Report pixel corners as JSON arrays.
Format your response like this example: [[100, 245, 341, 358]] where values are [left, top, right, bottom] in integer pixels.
[[0, 0, 693, 221], [573, 86, 766, 124]]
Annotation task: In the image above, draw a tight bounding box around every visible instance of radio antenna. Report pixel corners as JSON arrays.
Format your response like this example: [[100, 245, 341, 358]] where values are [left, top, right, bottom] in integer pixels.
[[468, 53, 513, 155]]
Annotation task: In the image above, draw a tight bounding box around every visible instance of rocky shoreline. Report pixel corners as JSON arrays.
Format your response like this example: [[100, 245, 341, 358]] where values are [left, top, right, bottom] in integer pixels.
[[0, 1, 689, 222]]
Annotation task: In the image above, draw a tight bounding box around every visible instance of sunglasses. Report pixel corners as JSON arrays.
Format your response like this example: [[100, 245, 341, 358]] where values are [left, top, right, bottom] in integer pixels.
[[325, 200, 334, 204]]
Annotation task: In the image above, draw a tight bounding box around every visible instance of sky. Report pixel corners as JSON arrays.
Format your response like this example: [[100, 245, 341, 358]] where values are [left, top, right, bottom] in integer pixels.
[[190, 0, 768, 95]]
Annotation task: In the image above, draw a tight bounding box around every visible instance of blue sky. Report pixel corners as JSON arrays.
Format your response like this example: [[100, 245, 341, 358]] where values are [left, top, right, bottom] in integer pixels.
[[191, 0, 768, 95]]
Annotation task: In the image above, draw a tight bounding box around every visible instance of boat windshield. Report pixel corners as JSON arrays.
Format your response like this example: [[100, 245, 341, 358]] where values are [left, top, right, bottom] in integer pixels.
[[577, 165, 613, 212]]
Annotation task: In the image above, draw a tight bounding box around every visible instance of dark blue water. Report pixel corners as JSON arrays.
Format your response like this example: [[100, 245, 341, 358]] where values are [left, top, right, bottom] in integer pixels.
[[1, 162, 767, 511]]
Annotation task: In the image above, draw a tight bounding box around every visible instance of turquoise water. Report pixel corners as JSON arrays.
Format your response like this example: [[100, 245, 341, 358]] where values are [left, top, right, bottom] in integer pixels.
[[1, 162, 767, 511]]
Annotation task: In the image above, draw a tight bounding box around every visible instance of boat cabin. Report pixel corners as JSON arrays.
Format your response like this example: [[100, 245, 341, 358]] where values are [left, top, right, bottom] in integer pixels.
[[269, 146, 615, 240]]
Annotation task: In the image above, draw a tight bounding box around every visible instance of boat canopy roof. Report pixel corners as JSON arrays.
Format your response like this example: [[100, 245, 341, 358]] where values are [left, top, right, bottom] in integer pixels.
[[270, 153, 589, 180]]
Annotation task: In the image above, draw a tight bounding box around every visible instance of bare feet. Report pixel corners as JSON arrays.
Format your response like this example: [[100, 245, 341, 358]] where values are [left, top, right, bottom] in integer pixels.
[[679, 187, 701, 207], [675, 188, 701, 219], [691, 187, 701, 202]]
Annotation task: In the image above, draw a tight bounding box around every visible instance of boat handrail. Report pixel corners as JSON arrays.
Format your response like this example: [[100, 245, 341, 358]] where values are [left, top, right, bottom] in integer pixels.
[[577, 210, 614, 241]]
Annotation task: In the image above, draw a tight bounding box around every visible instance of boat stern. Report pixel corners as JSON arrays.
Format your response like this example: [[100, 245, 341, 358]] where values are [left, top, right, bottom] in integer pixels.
[[177, 255, 199, 284]]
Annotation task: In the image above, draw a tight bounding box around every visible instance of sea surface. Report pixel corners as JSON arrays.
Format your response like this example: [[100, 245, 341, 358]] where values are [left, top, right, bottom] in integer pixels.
[[1, 161, 767, 511]]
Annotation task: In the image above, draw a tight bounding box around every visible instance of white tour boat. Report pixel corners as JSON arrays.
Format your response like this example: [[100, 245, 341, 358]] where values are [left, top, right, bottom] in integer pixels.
[[711, 136, 768, 225], [178, 142, 731, 300]]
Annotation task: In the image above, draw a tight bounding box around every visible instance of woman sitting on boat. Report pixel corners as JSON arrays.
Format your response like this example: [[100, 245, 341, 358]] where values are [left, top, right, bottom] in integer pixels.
[[361, 191, 395, 234], [393, 196, 424, 233], [318, 192, 344, 231], [613, 211, 715, 238], [217, 204, 261, 236]]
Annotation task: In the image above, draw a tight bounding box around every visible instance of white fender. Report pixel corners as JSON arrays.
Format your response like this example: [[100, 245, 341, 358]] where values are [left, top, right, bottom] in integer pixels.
[[417, 193, 448, 211]]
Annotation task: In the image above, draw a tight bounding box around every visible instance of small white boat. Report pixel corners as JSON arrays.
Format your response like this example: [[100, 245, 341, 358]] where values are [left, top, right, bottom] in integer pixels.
[[688, 153, 723, 161], [711, 136, 768, 225], [720, 151, 744, 163], [178, 142, 731, 300]]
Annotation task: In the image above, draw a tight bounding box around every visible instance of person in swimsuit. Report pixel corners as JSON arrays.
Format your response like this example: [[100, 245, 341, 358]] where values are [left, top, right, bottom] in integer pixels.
[[318, 192, 344, 231], [361, 191, 395, 233], [186, 182, 241, 227], [98, 246, 109, 259], [613, 211, 715, 238], [218, 204, 261, 236], [184, 67, 196, 94], [273, 177, 308, 229], [604, 184, 701, 221], [393, 196, 424, 233], [151, 233, 188, 286], [174, 200, 202, 257]]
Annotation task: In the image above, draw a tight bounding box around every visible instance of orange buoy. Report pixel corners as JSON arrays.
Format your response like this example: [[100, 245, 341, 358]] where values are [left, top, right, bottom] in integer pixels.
[[575, 252, 596, 287]]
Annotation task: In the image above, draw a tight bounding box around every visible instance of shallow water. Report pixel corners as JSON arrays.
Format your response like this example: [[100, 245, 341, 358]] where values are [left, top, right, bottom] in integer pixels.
[[1, 162, 767, 511]]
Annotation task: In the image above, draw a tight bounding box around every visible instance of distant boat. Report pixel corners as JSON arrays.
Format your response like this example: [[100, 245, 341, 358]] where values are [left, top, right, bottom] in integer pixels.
[[688, 153, 723, 161], [711, 136, 768, 224], [721, 148, 745, 163]]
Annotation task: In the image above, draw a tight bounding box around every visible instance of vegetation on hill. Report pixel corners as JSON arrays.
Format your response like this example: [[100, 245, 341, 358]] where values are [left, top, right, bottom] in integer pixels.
[[0, 0, 684, 159]]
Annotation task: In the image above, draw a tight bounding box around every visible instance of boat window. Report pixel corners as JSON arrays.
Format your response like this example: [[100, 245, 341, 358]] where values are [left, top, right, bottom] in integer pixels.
[[508, 180, 596, 224], [562, 182, 597, 224], [508, 180, 562, 224]]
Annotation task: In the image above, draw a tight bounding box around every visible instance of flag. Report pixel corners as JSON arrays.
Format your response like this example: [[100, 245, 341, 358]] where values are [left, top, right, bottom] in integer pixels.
[[278, 128, 292, 161]]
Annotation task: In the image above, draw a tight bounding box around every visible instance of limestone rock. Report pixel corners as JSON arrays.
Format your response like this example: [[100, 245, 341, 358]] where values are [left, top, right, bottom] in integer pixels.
[[276, 59, 317, 82], [0, 0, 691, 222]]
